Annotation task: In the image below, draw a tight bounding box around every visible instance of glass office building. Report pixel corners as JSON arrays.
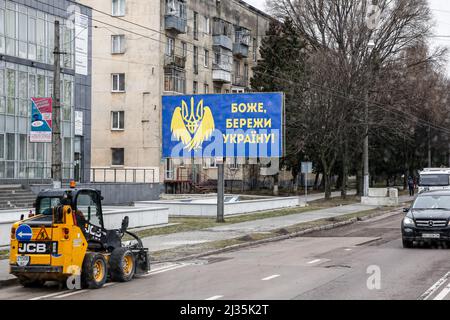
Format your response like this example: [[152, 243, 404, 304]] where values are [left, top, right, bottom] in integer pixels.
[[0, 0, 92, 182]]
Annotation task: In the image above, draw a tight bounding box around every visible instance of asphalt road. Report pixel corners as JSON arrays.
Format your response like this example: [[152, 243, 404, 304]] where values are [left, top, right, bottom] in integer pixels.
[[2, 211, 450, 300]]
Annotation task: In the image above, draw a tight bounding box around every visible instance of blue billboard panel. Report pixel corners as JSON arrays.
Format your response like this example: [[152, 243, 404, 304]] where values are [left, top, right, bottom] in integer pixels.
[[162, 93, 283, 158]]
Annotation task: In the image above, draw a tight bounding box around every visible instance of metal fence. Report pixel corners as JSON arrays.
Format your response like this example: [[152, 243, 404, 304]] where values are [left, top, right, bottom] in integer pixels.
[[0, 166, 158, 184]]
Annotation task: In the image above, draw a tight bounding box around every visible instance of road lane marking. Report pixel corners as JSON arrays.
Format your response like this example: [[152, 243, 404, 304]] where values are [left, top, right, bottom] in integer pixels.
[[307, 259, 321, 264], [418, 271, 450, 300], [55, 290, 88, 299], [434, 284, 450, 300], [29, 291, 67, 300], [142, 263, 188, 276], [345, 249, 352, 251], [205, 295, 223, 300], [262, 274, 280, 281]]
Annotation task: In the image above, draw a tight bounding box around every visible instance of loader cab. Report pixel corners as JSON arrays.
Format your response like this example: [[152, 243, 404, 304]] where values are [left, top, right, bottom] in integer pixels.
[[35, 188, 104, 229]]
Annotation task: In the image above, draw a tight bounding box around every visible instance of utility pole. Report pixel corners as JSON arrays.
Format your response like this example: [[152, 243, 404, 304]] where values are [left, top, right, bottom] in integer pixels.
[[363, 87, 369, 197], [52, 20, 62, 189], [428, 125, 432, 167], [217, 158, 225, 223]]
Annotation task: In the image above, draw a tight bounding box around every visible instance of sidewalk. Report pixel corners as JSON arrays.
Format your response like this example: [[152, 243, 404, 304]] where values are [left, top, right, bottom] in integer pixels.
[[0, 193, 413, 283]]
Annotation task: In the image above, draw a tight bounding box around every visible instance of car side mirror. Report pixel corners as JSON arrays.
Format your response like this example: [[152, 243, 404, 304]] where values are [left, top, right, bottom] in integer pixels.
[[403, 208, 409, 213], [121, 216, 129, 232]]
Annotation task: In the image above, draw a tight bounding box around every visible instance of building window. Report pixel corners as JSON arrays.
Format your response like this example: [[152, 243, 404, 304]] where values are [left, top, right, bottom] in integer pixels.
[[206, 158, 217, 168], [204, 49, 209, 68], [253, 38, 258, 62], [112, 73, 125, 92], [204, 16, 210, 35], [214, 86, 221, 94], [111, 111, 125, 130], [112, 0, 125, 16], [193, 11, 198, 40], [166, 37, 175, 56], [228, 158, 239, 169], [111, 35, 125, 54], [112, 148, 124, 166], [234, 60, 240, 76], [193, 46, 198, 74], [204, 83, 209, 94], [63, 137, 71, 163], [182, 42, 187, 57], [193, 81, 198, 94], [164, 69, 186, 94], [165, 158, 174, 180]]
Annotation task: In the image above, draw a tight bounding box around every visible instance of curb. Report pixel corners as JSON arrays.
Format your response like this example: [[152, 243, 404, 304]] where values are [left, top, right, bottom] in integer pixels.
[[0, 278, 17, 288], [157, 207, 403, 263]]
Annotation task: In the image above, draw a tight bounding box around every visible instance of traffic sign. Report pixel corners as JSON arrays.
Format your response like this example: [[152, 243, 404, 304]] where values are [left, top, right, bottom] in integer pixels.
[[16, 224, 33, 241], [301, 162, 313, 174]]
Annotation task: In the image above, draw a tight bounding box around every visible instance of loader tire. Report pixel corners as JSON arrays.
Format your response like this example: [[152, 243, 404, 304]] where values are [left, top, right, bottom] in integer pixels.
[[81, 252, 108, 289], [110, 247, 135, 282]]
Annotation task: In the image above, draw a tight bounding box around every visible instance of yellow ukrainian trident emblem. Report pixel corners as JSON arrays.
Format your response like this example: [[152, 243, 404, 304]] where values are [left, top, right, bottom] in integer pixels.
[[171, 97, 215, 151]]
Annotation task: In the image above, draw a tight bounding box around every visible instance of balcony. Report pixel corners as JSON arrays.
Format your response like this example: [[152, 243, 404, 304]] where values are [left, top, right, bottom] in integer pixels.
[[233, 75, 248, 88], [164, 54, 186, 69], [165, 15, 187, 34], [212, 69, 232, 83], [233, 43, 249, 58], [213, 35, 233, 51]]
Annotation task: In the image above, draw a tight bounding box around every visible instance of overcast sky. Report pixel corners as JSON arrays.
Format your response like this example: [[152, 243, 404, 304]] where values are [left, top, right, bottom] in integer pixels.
[[245, 0, 450, 76]]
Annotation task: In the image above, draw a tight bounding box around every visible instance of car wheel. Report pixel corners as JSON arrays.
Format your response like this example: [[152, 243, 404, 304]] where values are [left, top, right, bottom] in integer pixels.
[[402, 239, 414, 248]]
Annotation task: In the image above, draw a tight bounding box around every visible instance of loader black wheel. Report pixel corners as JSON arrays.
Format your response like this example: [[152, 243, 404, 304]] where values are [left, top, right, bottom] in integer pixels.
[[81, 252, 108, 289], [110, 247, 135, 282], [18, 277, 45, 288]]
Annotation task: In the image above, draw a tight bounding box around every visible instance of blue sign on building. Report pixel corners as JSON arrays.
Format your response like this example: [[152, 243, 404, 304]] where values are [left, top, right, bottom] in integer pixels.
[[162, 93, 284, 158]]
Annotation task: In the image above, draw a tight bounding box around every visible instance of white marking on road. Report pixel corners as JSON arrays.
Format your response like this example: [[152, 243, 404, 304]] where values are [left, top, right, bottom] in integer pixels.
[[434, 284, 450, 300], [345, 249, 352, 251], [29, 291, 67, 300], [307, 259, 321, 264], [205, 295, 223, 300], [142, 263, 188, 276], [55, 290, 88, 299], [418, 271, 450, 300], [262, 274, 280, 281]]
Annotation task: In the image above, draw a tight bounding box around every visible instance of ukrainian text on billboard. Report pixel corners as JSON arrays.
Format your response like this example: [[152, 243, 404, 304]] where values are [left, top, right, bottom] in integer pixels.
[[162, 93, 283, 158]]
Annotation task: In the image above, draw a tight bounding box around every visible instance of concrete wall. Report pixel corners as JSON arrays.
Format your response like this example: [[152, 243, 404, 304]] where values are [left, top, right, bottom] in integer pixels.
[[136, 196, 303, 217], [29, 183, 164, 205], [102, 206, 168, 230]]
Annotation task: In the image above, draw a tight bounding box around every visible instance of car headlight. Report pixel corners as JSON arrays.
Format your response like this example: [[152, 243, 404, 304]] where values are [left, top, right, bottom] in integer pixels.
[[403, 216, 415, 226]]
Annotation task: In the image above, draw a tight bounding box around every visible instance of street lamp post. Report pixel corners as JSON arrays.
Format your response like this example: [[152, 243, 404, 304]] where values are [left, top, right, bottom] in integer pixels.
[[363, 40, 375, 197]]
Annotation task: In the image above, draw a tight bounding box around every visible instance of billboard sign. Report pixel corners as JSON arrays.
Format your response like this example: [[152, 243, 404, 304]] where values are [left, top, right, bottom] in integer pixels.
[[162, 93, 284, 158], [30, 98, 52, 143]]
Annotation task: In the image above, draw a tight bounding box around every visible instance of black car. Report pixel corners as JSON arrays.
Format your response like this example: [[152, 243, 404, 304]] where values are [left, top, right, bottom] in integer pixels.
[[402, 190, 450, 248]]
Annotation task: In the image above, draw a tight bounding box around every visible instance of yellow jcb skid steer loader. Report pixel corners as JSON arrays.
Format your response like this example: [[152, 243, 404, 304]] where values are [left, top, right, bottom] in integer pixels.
[[9, 187, 150, 289]]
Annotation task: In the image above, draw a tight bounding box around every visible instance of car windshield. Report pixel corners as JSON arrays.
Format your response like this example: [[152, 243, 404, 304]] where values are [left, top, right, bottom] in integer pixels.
[[38, 197, 62, 215], [419, 174, 449, 187], [413, 195, 450, 210]]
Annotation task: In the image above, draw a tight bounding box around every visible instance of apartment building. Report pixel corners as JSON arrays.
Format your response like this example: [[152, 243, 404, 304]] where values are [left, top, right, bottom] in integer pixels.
[[0, 0, 92, 183], [78, 0, 272, 187]]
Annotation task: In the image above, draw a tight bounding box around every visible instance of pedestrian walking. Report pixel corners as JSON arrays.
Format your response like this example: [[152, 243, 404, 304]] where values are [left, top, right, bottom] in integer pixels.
[[408, 176, 415, 197]]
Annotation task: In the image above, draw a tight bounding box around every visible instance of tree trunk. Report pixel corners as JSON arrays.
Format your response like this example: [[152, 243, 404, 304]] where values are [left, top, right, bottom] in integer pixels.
[[314, 172, 320, 190], [341, 141, 348, 199], [356, 154, 363, 196]]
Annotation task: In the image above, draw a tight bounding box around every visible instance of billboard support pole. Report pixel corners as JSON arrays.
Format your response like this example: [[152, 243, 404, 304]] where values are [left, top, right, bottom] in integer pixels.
[[217, 159, 225, 223], [52, 20, 62, 189]]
